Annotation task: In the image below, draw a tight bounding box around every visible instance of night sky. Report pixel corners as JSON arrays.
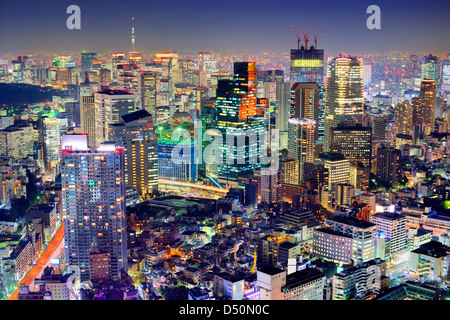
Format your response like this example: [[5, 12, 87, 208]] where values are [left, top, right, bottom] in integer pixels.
[[1, 0, 450, 54]]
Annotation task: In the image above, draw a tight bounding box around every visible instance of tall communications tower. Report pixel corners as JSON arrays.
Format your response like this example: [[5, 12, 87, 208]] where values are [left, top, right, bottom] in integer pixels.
[[131, 17, 135, 52]]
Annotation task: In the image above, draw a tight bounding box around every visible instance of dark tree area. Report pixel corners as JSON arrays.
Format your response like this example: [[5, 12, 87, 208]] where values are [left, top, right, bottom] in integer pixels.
[[0, 83, 61, 107], [160, 285, 189, 300]]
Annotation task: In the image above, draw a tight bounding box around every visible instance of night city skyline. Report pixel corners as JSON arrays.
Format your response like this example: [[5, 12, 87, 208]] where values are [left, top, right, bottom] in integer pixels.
[[2, 0, 450, 307]]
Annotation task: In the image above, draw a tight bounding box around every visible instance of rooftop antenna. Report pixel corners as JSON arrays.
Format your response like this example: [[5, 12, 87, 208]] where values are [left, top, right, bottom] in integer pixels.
[[313, 27, 325, 49], [131, 17, 135, 52], [291, 25, 302, 50]]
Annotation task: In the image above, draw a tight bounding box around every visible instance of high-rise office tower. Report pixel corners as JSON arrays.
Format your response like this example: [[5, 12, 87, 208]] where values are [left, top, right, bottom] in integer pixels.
[[291, 82, 320, 141], [363, 64, 372, 87], [158, 136, 198, 183], [324, 55, 364, 152], [109, 109, 158, 197], [350, 162, 369, 192], [216, 62, 268, 188], [0, 125, 35, 159], [290, 38, 325, 138], [394, 102, 413, 136], [42, 118, 61, 174], [198, 51, 217, 73], [315, 152, 350, 194], [140, 71, 157, 118], [80, 51, 97, 76], [441, 60, 450, 95], [258, 70, 284, 82], [61, 139, 127, 282], [336, 182, 355, 207], [99, 68, 111, 87], [290, 43, 324, 84], [330, 124, 371, 191], [280, 158, 300, 185], [261, 169, 279, 204], [288, 118, 316, 183], [413, 79, 436, 136], [421, 54, 439, 83], [291, 82, 320, 120], [275, 81, 291, 150], [112, 52, 126, 79], [80, 95, 96, 148], [375, 147, 402, 187], [405, 54, 420, 79], [94, 89, 136, 146]]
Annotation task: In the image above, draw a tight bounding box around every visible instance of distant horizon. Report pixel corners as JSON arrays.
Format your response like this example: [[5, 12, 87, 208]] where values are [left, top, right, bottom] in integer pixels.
[[1, 49, 450, 60], [1, 0, 450, 55]]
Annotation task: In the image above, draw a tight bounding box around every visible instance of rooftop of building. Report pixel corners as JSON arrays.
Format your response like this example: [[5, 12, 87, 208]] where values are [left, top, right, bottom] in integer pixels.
[[283, 267, 324, 291], [96, 89, 133, 95], [411, 241, 450, 258], [327, 215, 376, 229], [257, 266, 285, 276], [314, 227, 352, 239], [121, 109, 151, 123], [372, 212, 406, 221], [318, 152, 346, 161]]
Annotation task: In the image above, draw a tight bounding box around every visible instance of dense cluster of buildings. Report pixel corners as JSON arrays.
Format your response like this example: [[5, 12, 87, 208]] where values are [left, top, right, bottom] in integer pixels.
[[2, 28, 450, 301]]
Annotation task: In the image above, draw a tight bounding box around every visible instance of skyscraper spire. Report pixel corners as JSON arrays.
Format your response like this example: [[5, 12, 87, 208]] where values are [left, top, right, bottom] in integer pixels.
[[131, 17, 135, 52]]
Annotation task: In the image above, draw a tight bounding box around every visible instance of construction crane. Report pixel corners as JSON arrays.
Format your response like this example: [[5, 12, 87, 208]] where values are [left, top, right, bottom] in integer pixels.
[[300, 27, 314, 49], [291, 25, 302, 50], [313, 27, 325, 49]]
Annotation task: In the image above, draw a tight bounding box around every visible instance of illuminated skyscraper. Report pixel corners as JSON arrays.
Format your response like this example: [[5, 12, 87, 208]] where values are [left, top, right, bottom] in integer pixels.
[[61, 140, 127, 282], [261, 168, 279, 204], [99, 68, 111, 87], [275, 81, 291, 149], [315, 152, 350, 194], [405, 54, 420, 79], [290, 46, 324, 84], [280, 158, 300, 185], [421, 54, 439, 83], [336, 183, 355, 207], [394, 102, 413, 136], [140, 71, 157, 118], [80, 52, 97, 76], [216, 62, 268, 188], [109, 109, 158, 197], [94, 89, 136, 146], [42, 118, 61, 174], [288, 118, 316, 183], [330, 124, 372, 190], [324, 55, 364, 152], [289, 40, 325, 141], [375, 147, 402, 187], [441, 59, 450, 95], [198, 51, 217, 73], [158, 135, 198, 183], [291, 82, 320, 139], [80, 95, 96, 148], [413, 79, 436, 136], [112, 52, 126, 79]]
